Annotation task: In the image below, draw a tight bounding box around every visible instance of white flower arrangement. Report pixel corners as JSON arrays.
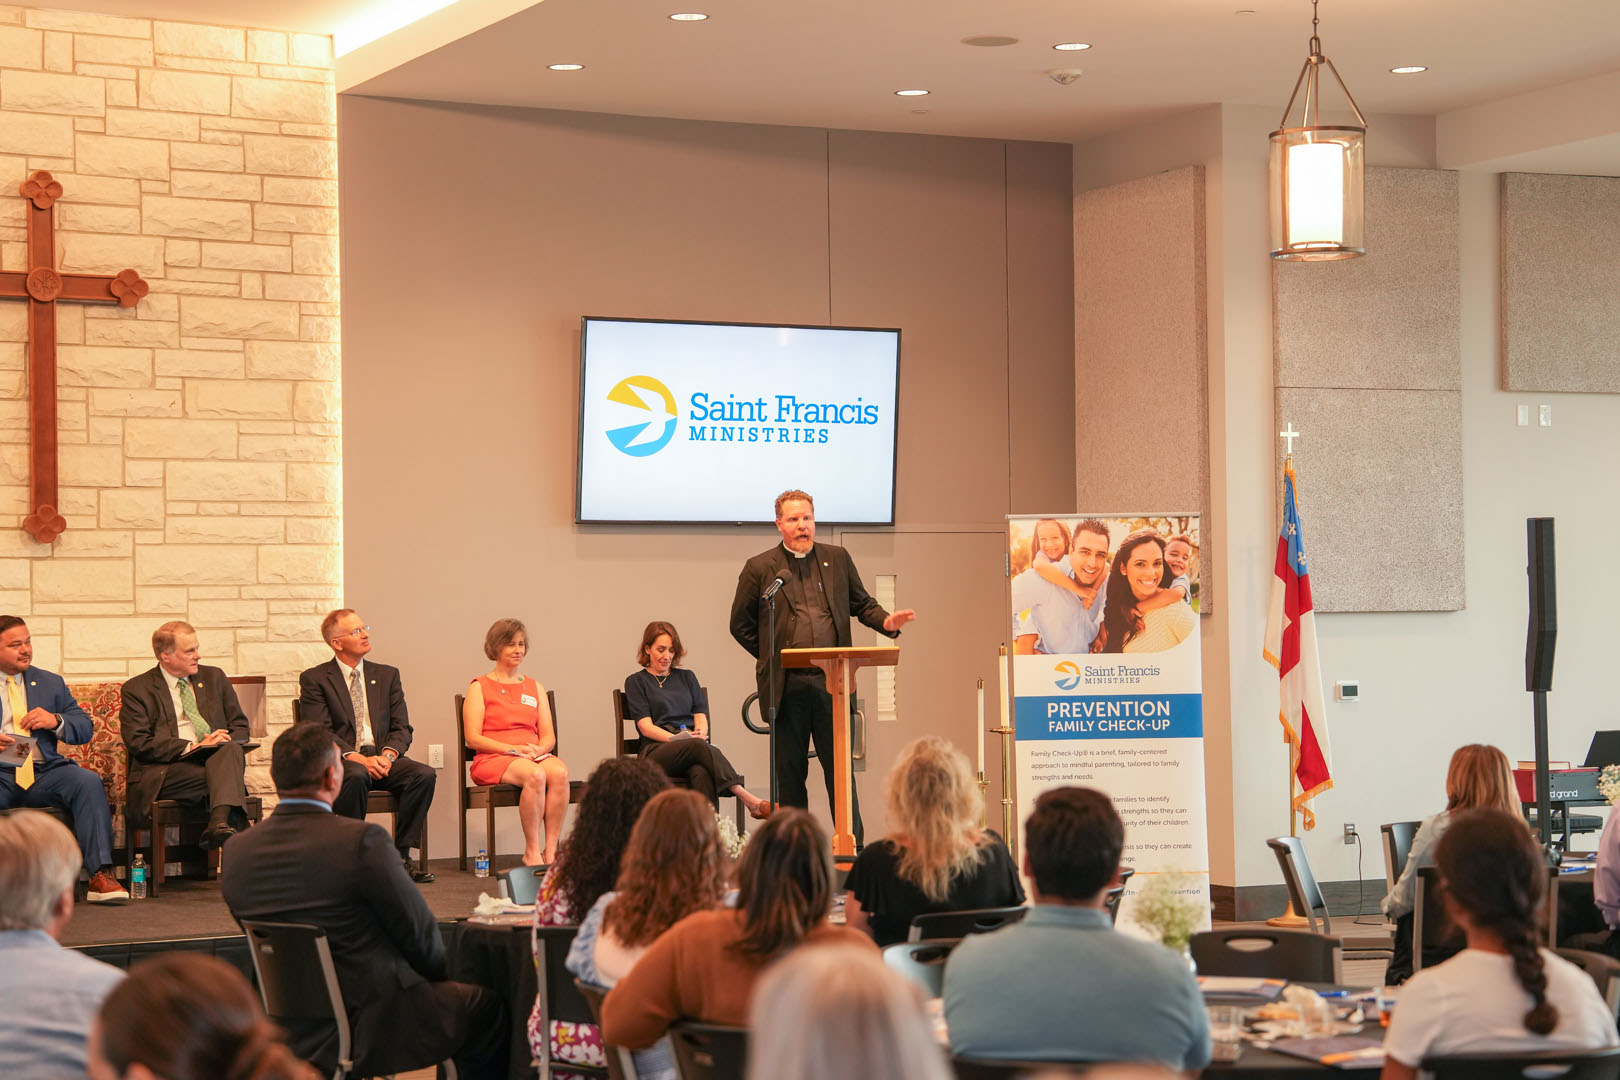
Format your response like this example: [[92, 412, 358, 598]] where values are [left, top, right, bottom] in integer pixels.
[[1132, 870, 1205, 952], [716, 812, 749, 861], [1599, 764, 1620, 806]]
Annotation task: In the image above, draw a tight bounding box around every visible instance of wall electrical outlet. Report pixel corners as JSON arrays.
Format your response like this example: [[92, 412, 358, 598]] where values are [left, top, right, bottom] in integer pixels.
[[1540, 404, 1553, 427], [1516, 404, 1530, 426], [428, 743, 444, 769], [1343, 823, 1357, 845]]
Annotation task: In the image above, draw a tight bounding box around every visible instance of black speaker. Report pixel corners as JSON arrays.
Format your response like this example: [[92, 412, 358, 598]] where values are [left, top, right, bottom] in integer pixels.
[[1526, 518, 1557, 693]]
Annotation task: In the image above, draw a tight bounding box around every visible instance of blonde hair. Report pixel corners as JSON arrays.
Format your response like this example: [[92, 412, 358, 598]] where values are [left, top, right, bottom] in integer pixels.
[[0, 810, 80, 931], [747, 944, 951, 1080], [885, 736, 988, 903], [1445, 744, 1519, 815]]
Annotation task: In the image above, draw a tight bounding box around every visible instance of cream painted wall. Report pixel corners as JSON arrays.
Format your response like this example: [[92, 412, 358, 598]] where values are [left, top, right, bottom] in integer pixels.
[[337, 98, 1074, 859], [1079, 104, 1620, 889]]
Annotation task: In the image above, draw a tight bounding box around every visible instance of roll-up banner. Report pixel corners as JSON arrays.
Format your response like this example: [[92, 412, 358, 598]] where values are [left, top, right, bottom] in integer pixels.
[[1007, 514, 1210, 938]]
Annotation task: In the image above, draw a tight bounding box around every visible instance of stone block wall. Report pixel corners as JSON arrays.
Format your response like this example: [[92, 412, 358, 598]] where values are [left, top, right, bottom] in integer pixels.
[[0, 6, 341, 792]]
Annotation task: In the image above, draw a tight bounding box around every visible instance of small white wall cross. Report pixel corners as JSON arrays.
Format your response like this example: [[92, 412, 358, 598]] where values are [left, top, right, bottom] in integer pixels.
[[1279, 423, 1300, 455]]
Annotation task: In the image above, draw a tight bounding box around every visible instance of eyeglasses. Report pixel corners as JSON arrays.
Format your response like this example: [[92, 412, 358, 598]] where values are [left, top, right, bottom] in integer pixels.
[[334, 625, 371, 639]]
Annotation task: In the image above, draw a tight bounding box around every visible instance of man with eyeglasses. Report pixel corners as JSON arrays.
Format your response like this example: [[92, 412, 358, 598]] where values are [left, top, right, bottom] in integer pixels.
[[297, 610, 437, 883]]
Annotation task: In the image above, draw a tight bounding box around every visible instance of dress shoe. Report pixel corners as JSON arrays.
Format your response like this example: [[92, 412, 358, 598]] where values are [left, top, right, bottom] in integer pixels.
[[86, 870, 129, 903], [199, 822, 236, 850], [405, 856, 435, 884]]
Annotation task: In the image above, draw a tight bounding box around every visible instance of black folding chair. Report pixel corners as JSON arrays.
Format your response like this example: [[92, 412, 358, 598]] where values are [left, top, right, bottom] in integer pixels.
[[668, 1022, 748, 1080], [882, 939, 959, 999], [1422, 1048, 1620, 1079], [241, 920, 458, 1080], [1190, 927, 1341, 983], [535, 925, 608, 1078], [572, 979, 639, 1080], [909, 905, 1027, 942]]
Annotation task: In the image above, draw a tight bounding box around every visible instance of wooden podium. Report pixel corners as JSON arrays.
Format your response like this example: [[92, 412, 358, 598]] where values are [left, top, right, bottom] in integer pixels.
[[780, 644, 899, 859]]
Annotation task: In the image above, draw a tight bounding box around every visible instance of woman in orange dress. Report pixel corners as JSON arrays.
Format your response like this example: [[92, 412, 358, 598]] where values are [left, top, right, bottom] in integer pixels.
[[463, 618, 571, 865]]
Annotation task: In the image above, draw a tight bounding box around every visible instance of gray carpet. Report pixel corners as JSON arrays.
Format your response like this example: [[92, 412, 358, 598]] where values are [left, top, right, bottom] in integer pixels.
[[61, 860, 507, 947]]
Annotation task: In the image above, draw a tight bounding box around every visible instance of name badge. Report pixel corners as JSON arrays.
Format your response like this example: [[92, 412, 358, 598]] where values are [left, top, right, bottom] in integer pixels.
[[520, 693, 538, 708]]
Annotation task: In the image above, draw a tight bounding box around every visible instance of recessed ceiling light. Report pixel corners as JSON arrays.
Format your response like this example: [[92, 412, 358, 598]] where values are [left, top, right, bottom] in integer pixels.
[[547, 63, 584, 71], [1053, 42, 1091, 51], [962, 35, 1018, 47], [895, 89, 929, 97], [668, 12, 707, 20], [1390, 65, 1428, 74]]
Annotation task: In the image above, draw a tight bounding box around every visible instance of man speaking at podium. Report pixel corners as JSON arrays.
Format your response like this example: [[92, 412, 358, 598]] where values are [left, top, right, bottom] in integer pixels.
[[730, 490, 916, 845]]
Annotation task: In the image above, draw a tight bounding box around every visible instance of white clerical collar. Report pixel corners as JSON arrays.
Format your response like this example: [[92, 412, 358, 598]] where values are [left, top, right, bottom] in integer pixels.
[[782, 542, 813, 560]]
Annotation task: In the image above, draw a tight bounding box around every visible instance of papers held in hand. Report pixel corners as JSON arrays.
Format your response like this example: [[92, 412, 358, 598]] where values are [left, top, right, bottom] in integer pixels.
[[0, 734, 38, 767], [181, 739, 259, 760]]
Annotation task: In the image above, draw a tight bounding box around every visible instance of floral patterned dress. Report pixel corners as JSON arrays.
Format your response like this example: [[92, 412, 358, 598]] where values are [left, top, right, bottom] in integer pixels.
[[528, 871, 606, 1074]]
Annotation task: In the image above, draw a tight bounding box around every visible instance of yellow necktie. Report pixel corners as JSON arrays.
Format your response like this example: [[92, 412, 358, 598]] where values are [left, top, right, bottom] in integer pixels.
[[7, 675, 32, 789]]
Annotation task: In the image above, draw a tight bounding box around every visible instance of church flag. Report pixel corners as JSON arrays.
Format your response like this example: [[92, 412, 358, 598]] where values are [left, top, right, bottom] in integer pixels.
[[1263, 460, 1333, 829]]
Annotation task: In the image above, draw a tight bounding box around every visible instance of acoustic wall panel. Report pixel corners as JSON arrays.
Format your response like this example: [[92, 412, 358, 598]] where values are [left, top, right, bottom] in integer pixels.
[[1502, 172, 1620, 393], [1274, 167, 1464, 612], [1276, 387, 1465, 612], [1074, 166, 1211, 609]]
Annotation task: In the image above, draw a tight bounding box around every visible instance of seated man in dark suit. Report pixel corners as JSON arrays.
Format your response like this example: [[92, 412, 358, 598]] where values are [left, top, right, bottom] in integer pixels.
[[221, 722, 505, 1079], [0, 616, 126, 902], [118, 621, 250, 850], [297, 609, 436, 884]]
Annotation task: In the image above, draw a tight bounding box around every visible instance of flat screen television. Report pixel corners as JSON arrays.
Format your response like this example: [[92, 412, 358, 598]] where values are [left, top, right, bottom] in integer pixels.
[[576, 317, 900, 525]]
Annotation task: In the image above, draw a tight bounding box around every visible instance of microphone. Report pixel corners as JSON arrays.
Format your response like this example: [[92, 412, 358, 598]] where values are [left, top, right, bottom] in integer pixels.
[[761, 571, 788, 601]]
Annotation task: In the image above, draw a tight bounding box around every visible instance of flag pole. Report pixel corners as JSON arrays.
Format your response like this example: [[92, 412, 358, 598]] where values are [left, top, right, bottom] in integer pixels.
[[1267, 443, 1309, 928]]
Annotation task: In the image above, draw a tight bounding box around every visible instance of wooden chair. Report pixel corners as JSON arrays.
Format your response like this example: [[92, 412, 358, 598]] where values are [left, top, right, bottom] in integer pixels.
[[909, 905, 1027, 942], [1556, 947, 1620, 1018], [882, 939, 959, 999], [126, 792, 262, 898], [534, 925, 608, 1078], [291, 699, 428, 874], [574, 978, 641, 1080], [610, 688, 745, 832], [1190, 927, 1342, 983], [1421, 1048, 1620, 1079], [456, 690, 585, 871], [668, 1022, 748, 1080]]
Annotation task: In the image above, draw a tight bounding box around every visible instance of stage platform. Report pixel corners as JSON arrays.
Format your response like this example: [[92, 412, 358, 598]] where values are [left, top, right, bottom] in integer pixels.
[[61, 859, 505, 960]]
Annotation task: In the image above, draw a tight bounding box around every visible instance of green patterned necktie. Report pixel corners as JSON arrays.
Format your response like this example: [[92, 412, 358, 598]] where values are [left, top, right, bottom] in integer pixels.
[[177, 677, 210, 742]]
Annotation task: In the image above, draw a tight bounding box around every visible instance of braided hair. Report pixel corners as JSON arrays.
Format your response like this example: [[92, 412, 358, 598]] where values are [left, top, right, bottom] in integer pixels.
[[1433, 807, 1557, 1036]]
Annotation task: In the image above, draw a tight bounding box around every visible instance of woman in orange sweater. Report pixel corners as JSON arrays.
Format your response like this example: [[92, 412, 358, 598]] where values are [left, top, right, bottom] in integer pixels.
[[601, 809, 875, 1047]]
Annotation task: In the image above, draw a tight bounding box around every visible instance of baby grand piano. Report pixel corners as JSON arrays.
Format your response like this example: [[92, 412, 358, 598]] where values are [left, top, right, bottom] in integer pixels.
[[1514, 731, 1620, 849]]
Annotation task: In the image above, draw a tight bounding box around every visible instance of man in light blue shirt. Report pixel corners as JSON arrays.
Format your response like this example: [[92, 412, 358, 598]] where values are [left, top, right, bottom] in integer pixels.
[[0, 810, 125, 1079], [944, 786, 1211, 1074]]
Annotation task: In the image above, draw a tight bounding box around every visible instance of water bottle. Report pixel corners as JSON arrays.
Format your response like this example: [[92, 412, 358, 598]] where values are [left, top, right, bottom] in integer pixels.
[[131, 854, 147, 899], [474, 848, 489, 878]]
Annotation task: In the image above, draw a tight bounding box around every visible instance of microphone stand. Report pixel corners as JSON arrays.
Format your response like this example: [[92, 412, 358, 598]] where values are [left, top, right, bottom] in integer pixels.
[[765, 588, 780, 809]]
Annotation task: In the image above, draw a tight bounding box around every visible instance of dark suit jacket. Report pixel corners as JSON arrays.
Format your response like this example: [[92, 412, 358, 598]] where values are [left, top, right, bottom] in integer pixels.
[[729, 540, 897, 710], [220, 803, 445, 1061], [2, 665, 92, 783], [296, 659, 412, 757], [119, 664, 249, 818]]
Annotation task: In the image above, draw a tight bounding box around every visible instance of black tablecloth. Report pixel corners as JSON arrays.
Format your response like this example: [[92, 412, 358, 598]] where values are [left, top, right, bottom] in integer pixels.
[[1202, 984, 1382, 1078], [451, 920, 538, 1079]]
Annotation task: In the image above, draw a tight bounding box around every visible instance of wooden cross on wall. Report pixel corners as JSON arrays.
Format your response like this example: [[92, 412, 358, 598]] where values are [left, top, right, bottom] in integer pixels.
[[3, 171, 148, 543]]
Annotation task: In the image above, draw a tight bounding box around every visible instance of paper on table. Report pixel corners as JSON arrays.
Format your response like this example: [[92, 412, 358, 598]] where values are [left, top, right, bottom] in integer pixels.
[[1198, 976, 1286, 999]]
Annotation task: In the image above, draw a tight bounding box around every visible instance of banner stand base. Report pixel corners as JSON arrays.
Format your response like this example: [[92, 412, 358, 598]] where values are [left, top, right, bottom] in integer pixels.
[[1266, 901, 1310, 928]]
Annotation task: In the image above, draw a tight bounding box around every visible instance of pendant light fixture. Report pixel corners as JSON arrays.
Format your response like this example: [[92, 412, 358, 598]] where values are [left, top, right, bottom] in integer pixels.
[[1269, 0, 1366, 260]]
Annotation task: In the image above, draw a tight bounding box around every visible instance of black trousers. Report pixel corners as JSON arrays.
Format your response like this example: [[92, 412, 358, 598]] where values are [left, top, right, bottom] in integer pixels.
[[775, 676, 862, 845], [642, 738, 743, 808], [333, 754, 436, 853], [156, 741, 247, 828]]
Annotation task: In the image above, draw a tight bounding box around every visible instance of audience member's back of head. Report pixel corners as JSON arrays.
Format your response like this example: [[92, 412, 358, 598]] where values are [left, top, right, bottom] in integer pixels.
[[886, 735, 988, 901], [1025, 787, 1122, 902], [549, 756, 669, 917], [91, 953, 317, 1080], [268, 722, 338, 794], [0, 809, 80, 932], [1445, 744, 1519, 815], [747, 944, 950, 1080], [732, 808, 832, 958], [604, 787, 725, 948]]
